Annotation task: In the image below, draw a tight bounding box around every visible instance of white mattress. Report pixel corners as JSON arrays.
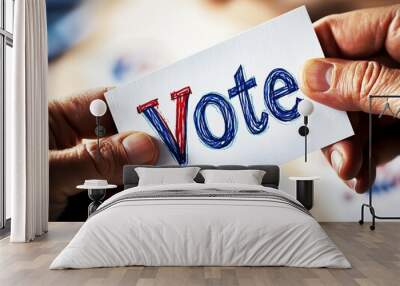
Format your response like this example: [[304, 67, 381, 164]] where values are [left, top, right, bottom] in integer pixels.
[[50, 183, 350, 269]]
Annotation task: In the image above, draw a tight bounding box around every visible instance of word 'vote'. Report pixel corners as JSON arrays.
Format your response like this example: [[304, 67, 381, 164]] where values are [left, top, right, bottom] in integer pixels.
[[137, 65, 302, 165]]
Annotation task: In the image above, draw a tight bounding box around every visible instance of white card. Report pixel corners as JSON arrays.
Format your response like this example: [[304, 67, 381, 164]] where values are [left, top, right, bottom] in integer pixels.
[[105, 6, 353, 166]]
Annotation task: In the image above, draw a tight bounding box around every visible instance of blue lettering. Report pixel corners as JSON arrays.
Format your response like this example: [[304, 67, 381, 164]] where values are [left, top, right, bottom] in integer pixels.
[[193, 93, 237, 149], [264, 68, 301, 122], [228, 65, 269, 134]]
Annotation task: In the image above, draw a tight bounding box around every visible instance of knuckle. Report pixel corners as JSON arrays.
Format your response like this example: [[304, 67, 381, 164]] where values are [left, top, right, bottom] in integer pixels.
[[352, 61, 383, 110], [85, 139, 126, 178]]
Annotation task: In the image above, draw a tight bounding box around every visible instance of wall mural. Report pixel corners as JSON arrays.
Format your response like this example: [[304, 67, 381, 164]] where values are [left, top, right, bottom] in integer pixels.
[[47, 0, 400, 222], [374, 158, 400, 195]]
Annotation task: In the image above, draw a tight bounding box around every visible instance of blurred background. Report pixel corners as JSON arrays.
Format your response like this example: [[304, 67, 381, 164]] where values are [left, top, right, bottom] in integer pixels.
[[46, 0, 400, 221]]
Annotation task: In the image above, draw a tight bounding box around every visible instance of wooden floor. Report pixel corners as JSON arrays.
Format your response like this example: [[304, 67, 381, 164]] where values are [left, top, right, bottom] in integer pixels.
[[0, 222, 399, 286]]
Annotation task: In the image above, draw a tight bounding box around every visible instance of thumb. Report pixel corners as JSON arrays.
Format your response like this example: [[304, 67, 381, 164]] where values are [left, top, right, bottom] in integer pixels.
[[50, 131, 159, 199], [300, 58, 400, 115]]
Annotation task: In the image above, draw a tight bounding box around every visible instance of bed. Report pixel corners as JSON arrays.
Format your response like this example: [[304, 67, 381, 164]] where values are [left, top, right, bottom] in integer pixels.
[[50, 165, 350, 269]]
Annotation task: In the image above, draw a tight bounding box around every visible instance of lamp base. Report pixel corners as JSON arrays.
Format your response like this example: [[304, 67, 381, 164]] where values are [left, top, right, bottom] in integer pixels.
[[298, 126, 309, 136]]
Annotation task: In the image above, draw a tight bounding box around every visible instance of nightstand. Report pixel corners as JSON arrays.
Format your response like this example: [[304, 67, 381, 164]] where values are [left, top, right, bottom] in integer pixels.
[[77, 180, 117, 217], [288, 176, 320, 210]]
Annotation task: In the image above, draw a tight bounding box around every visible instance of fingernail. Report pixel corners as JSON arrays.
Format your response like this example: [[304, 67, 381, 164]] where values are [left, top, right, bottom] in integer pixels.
[[330, 149, 343, 175], [122, 132, 157, 163], [345, 178, 357, 190], [303, 59, 333, 92]]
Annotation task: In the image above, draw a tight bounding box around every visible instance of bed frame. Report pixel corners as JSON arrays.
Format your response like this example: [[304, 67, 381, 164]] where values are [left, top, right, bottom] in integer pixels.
[[123, 165, 280, 189]]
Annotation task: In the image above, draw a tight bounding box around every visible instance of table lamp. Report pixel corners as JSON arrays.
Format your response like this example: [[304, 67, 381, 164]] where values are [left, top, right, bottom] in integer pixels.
[[90, 99, 107, 159], [298, 99, 314, 162]]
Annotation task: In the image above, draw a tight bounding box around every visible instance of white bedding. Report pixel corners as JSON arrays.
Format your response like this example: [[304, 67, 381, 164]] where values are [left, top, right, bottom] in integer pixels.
[[50, 183, 350, 269]]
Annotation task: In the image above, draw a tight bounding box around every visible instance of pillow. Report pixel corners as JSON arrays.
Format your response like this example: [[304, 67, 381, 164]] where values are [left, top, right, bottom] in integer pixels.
[[200, 169, 266, 185], [135, 167, 201, 186]]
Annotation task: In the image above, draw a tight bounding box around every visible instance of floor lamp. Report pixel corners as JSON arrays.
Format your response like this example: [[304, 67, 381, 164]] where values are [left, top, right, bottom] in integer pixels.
[[89, 99, 107, 159], [298, 100, 314, 162]]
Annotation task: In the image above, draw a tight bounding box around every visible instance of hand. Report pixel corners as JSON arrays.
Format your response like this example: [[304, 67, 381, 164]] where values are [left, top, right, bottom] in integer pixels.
[[49, 87, 159, 220], [300, 5, 400, 193]]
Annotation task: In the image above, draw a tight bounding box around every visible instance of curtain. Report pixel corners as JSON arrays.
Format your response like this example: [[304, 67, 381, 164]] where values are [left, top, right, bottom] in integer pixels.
[[8, 0, 49, 242]]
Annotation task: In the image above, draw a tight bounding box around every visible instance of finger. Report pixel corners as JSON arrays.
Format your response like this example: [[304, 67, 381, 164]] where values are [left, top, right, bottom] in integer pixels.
[[314, 5, 400, 61], [355, 132, 400, 193], [300, 58, 400, 114], [49, 87, 117, 149], [372, 130, 400, 167], [322, 135, 363, 181], [323, 131, 400, 194], [353, 154, 375, 194], [319, 111, 398, 187], [49, 131, 159, 218]]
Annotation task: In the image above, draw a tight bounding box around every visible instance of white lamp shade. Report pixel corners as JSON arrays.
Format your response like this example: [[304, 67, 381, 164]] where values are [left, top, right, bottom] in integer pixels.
[[90, 99, 107, 117], [298, 99, 314, 116]]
